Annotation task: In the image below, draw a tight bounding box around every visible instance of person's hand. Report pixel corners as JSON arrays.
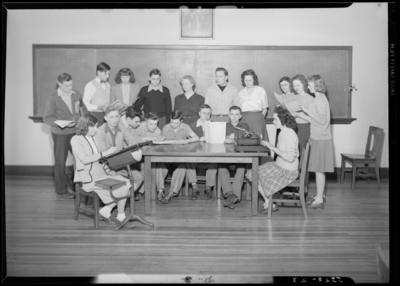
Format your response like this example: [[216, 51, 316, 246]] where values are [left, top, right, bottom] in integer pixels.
[[228, 133, 235, 140], [67, 121, 76, 127], [176, 140, 188, 145], [104, 146, 118, 156], [108, 170, 116, 176], [224, 138, 234, 144], [199, 136, 206, 142], [261, 140, 273, 149]]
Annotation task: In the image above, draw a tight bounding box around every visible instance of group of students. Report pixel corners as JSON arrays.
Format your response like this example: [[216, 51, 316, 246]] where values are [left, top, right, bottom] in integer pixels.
[[43, 61, 334, 226]]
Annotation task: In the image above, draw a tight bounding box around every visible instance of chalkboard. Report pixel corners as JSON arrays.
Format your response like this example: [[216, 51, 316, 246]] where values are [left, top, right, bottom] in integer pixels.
[[31, 45, 355, 124]]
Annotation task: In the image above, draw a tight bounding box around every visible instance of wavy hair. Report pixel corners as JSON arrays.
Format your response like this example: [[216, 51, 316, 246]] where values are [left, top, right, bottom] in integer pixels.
[[241, 69, 259, 87], [291, 74, 309, 95], [114, 67, 135, 84], [179, 75, 196, 91], [307, 74, 327, 93], [75, 113, 98, 136], [274, 106, 297, 131]]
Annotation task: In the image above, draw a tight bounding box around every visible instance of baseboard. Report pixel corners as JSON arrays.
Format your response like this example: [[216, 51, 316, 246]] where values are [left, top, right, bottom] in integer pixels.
[[4, 165, 389, 181]]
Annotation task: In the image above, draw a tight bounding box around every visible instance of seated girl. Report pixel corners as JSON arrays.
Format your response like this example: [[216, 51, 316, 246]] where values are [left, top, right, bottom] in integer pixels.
[[245, 106, 299, 214], [71, 113, 132, 225]]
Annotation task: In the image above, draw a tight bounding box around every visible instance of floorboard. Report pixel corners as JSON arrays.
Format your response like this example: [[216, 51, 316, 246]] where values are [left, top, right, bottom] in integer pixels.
[[4, 176, 389, 283]]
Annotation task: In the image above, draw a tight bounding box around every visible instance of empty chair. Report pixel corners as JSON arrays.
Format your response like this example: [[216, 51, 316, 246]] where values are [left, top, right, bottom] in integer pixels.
[[340, 126, 384, 190]]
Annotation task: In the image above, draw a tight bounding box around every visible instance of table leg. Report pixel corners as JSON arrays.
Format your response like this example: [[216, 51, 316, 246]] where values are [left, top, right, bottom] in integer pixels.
[[145, 156, 152, 215], [252, 157, 259, 216]]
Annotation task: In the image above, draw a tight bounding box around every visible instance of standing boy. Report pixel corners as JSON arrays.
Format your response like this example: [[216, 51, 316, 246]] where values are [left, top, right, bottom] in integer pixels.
[[83, 62, 112, 127], [156, 111, 199, 204], [205, 67, 239, 123], [188, 104, 217, 200], [218, 106, 250, 209], [134, 69, 172, 130]]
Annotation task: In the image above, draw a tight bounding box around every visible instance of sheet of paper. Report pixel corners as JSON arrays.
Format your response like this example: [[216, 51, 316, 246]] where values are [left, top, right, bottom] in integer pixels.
[[205, 121, 226, 144], [274, 91, 283, 105], [54, 120, 74, 128], [152, 140, 179, 145]]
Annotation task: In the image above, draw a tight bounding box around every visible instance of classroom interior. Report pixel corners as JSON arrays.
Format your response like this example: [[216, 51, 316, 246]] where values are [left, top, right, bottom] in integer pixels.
[[4, 4, 391, 283]]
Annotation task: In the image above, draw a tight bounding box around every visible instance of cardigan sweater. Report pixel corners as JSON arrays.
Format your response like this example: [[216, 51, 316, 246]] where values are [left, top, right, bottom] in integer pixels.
[[43, 89, 84, 135]]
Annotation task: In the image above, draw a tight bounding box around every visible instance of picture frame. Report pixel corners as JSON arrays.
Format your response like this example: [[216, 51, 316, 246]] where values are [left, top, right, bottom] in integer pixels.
[[180, 9, 214, 39]]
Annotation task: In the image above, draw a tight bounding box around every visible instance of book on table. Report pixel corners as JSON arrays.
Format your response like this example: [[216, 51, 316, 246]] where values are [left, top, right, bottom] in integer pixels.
[[109, 100, 128, 113], [94, 178, 127, 191]]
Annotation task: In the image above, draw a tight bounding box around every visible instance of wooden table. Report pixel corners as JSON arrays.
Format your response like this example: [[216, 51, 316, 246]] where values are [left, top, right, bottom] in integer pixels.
[[142, 142, 270, 216]]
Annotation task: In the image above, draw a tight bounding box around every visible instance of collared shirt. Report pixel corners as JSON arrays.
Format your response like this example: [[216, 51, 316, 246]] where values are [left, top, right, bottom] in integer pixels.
[[83, 77, 111, 111], [147, 85, 163, 93], [104, 123, 121, 147], [126, 122, 163, 141], [226, 121, 250, 137], [162, 122, 194, 140], [237, 86, 268, 112], [205, 83, 239, 115], [174, 92, 205, 117], [57, 87, 76, 114], [121, 84, 130, 105], [309, 93, 332, 140]]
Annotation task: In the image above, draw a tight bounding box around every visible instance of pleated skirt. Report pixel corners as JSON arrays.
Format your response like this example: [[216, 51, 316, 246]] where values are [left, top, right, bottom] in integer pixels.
[[308, 138, 334, 173]]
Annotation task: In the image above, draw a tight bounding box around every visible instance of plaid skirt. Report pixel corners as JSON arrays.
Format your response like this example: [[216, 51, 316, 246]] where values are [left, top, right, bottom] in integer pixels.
[[246, 162, 299, 197]]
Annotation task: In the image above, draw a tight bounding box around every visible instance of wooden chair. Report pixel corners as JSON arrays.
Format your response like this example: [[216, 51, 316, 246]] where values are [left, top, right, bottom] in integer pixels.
[[375, 242, 390, 283], [74, 182, 101, 229], [340, 126, 384, 190], [267, 143, 310, 219]]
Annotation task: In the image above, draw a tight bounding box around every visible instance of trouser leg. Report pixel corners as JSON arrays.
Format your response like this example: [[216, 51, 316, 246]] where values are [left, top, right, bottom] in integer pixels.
[[206, 163, 217, 187], [155, 163, 168, 190], [232, 164, 245, 200], [52, 132, 74, 194], [218, 164, 233, 195], [186, 163, 197, 183], [130, 169, 144, 194], [169, 163, 187, 194]]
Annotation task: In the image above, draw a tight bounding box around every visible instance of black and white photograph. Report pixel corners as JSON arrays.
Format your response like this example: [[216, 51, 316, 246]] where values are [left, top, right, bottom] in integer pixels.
[[2, 3, 395, 284]]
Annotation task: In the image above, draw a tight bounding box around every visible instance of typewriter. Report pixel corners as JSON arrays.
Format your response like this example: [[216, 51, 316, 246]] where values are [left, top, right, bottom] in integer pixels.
[[233, 131, 269, 153]]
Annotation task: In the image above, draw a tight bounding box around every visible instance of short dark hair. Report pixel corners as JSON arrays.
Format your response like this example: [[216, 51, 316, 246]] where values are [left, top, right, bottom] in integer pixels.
[[307, 74, 327, 93], [96, 62, 111, 74], [75, 113, 98, 136], [274, 106, 297, 131], [171, 110, 183, 121], [279, 76, 291, 84], [229, 105, 242, 114], [149, 69, 161, 77], [199, 104, 211, 112], [292, 74, 309, 94], [125, 106, 142, 120], [115, 67, 135, 84], [56, 73, 73, 90], [215, 67, 228, 76], [279, 76, 294, 94], [241, 69, 259, 87], [145, 112, 159, 122]]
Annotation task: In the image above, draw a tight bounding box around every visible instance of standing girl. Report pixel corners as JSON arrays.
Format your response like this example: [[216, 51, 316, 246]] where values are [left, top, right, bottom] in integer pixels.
[[294, 75, 334, 208]]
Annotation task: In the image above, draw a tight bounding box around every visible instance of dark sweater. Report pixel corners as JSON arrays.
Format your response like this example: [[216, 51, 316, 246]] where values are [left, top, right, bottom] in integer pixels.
[[134, 86, 172, 120]]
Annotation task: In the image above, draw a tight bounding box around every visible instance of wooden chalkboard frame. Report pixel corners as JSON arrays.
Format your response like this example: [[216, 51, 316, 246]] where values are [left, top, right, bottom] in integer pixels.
[[30, 44, 356, 124]]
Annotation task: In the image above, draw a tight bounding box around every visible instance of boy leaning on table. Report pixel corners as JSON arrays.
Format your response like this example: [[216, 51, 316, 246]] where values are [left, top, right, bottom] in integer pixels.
[[94, 106, 144, 206], [188, 104, 218, 200], [156, 110, 199, 204], [218, 105, 250, 210]]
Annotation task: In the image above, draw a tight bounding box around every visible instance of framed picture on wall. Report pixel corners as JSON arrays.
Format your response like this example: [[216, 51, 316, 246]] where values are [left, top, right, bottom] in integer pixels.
[[180, 9, 214, 39]]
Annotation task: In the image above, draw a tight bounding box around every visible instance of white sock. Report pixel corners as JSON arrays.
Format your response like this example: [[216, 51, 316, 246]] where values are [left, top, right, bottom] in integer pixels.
[[263, 198, 269, 209], [313, 197, 323, 204], [117, 213, 126, 222], [99, 206, 112, 218]]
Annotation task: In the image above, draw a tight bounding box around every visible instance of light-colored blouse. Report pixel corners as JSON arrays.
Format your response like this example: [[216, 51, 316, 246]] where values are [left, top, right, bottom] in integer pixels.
[[275, 127, 299, 171], [237, 86, 268, 112]]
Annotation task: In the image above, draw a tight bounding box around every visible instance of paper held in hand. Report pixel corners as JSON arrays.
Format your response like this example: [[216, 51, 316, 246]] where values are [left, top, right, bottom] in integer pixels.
[[274, 92, 301, 112], [109, 100, 128, 112], [54, 120, 74, 129], [204, 121, 226, 144]]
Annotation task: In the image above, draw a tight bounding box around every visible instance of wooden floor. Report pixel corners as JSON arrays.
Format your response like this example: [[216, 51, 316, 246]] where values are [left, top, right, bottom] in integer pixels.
[[4, 176, 389, 283]]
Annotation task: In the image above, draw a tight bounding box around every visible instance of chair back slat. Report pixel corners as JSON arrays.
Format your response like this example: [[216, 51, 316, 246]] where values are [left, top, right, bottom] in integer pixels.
[[365, 126, 384, 159], [298, 143, 311, 194]]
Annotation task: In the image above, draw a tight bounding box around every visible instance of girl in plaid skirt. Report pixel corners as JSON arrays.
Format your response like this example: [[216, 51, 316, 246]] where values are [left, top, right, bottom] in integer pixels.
[[246, 106, 299, 214]]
